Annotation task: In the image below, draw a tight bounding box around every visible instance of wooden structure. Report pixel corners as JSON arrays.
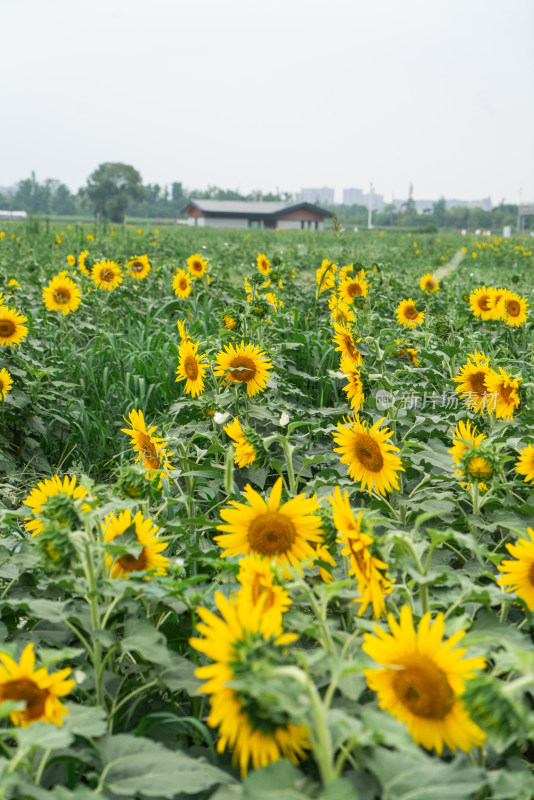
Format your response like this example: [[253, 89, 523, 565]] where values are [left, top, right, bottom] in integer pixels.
[[181, 199, 332, 230]]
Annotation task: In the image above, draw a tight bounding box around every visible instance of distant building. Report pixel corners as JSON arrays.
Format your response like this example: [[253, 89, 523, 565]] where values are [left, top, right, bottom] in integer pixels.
[[446, 197, 492, 212], [343, 188, 364, 206], [299, 187, 335, 205], [181, 200, 332, 230], [414, 200, 435, 213], [362, 192, 385, 212], [0, 210, 27, 220]]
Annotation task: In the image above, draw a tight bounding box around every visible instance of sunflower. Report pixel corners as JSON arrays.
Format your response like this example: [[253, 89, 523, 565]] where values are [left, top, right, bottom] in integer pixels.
[[448, 420, 486, 480], [91, 259, 123, 291], [121, 409, 174, 480], [332, 321, 363, 364], [497, 527, 534, 609], [177, 319, 190, 342], [0, 643, 75, 727], [496, 291, 529, 327], [23, 474, 90, 536], [488, 288, 506, 319], [0, 306, 29, 346], [215, 477, 323, 569], [393, 339, 420, 366], [314, 542, 337, 583], [214, 341, 272, 396], [0, 367, 13, 399], [469, 286, 494, 320], [236, 554, 291, 636], [187, 253, 208, 279], [465, 454, 493, 480], [363, 605, 486, 753], [190, 591, 309, 776], [67, 254, 76, 267], [223, 314, 237, 330], [256, 253, 270, 276], [515, 444, 534, 484], [176, 339, 207, 397], [454, 351, 492, 413], [339, 355, 365, 412], [419, 273, 440, 294], [78, 250, 90, 276], [42, 274, 82, 315], [329, 486, 393, 618], [329, 295, 355, 325], [126, 254, 151, 279], [173, 268, 192, 298], [485, 367, 521, 420], [339, 274, 369, 303], [105, 509, 169, 579], [396, 298, 425, 328], [332, 415, 404, 496], [224, 417, 257, 468], [316, 260, 337, 295]]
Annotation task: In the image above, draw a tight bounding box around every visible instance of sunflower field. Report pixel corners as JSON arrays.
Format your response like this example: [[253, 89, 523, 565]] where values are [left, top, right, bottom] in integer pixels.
[[0, 221, 534, 799]]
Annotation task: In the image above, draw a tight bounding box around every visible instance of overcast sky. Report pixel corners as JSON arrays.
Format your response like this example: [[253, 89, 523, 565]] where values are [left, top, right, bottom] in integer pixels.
[[2, 0, 533, 203]]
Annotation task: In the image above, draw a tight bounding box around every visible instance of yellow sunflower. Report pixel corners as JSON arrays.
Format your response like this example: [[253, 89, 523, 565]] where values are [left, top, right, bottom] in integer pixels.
[[454, 351, 492, 413], [91, 259, 123, 291], [190, 591, 309, 776], [105, 509, 169, 579], [172, 268, 192, 299], [329, 295, 355, 325], [67, 254, 76, 267], [236, 554, 291, 636], [339, 274, 369, 303], [393, 339, 420, 366], [256, 253, 270, 276], [0, 306, 29, 346], [214, 341, 272, 396], [121, 409, 174, 480], [0, 367, 13, 399], [316, 260, 337, 295], [419, 273, 440, 294], [78, 250, 90, 276], [396, 298, 425, 328], [175, 339, 207, 397], [448, 420, 486, 486], [187, 253, 208, 279], [223, 314, 237, 330], [0, 643, 75, 727], [126, 254, 151, 279], [339, 355, 365, 412], [42, 274, 82, 315], [515, 444, 534, 484], [224, 417, 257, 468], [497, 527, 534, 609], [329, 486, 393, 618], [496, 291, 529, 327], [177, 319, 190, 342], [23, 474, 90, 536], [363, 605, 486, 754], [484, 367, 521, 420], [332, 321, 363, 365], [215, 477, 323, 569], [332, 415, 404, 496], [465, 454, 493, 481], [488, 288, 506, 319], [469, 286, 495, 320]]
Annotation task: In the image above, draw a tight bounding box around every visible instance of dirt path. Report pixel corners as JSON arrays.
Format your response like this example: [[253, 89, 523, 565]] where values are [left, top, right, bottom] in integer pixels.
[[434, 248, 464, 281]]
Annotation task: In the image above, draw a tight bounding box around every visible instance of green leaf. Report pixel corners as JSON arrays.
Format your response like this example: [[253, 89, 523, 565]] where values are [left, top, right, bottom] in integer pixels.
[[64, 703, 107, 738], [242, 759, 318, 799]]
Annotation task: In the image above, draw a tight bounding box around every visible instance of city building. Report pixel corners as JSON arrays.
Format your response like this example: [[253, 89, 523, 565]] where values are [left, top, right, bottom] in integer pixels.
[[181, 199, 332, 230], [343, 188, 364, 206], [299, 187, 335, 205]]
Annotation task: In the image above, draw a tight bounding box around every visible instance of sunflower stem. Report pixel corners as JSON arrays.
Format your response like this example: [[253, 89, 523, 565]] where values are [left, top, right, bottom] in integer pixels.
[[84, 541, 105, 709], [281, 437, 297, 495], [34, 748, 51, 785]]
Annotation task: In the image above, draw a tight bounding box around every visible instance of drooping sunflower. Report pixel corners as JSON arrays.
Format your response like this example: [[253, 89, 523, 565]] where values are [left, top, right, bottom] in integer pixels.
[[42, 273, 82, 315], [484, 366, 521, 420], [339, 355, 365, 412], [339, 273, 369, 303], [23, 474, 90, 536], [91, 259, 123, 291], [0, 367, 13, 399], [224, 417, 257, 468], [497, 527, 534, 609], [256, 253, 270, 276], [78, 250, 90, 276], [236, 554, 291, 636], [454, 351, 492, 413], [215, 477, 323, 569], [329, 486, 393, 618], [396, 298, 425, 328], [105, 509, 169, 579], [469, 286, 494, 321], [515, 444, 534, 484], [190, 591, 309, 776], [214, 341, 272, 397], [0, 306, 29, 346], [126, 254, 151, 280], [187, 253, 208, 279], [332, 321, 363, 365], [172, 268, 192, 299], [496, 291, 529, 327], [332, 415, 404, 496], [363, 605, 486, 753], [121, 409, 174, 480], [329, 294, 355, 325], [448, 420, 486, 482], [419, 273, 440, 294], [176, 339, 207, 397], [177, 319, 191, 342], [0, 643, 75, 727]]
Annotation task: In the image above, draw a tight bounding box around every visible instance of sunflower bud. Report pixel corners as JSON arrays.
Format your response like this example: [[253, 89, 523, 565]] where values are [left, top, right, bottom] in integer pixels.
[[42, 494, 83, 531], [117, 466, 153, 501], [38, 521, 77, 572], [462, 675, 527, 744], [461, 444, 500, 482]]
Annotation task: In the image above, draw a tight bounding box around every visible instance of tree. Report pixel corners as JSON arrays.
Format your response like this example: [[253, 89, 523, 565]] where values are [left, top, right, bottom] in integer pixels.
[[86, 163, 145, 222]]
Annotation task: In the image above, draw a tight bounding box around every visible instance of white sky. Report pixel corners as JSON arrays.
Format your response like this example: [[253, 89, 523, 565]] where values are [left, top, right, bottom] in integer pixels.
[[2, 0, 533, 203]]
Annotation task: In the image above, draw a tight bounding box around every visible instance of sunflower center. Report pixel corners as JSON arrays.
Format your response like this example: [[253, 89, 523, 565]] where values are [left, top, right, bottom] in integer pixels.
[[507, 299, 520, 317], [343, 335, 358, 360], [478, 296, 490, 311], [0, 678, 48, 721], [229, 355, 257, 382], [53, 288, 71, 304], [193, 261, 202, 272], [179, 278, 187, 290], [425, 279, 435, 290], [528, 563, 534, 588], [0, 319, 16, 338], [393, 658, 453, 720], [249, 511, 296, 556], [348, 282, 362, 297], [500, 384, 513, 403], [354, 434, 384, 473], [131, 261, 144, 272], [117, 549, 149, 573], [468, 370, 487, 396], [184, 355, 199, 380], [404, 305, 418, 320], [100, 268, 114, 283], [138, 432, 161, 470]]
